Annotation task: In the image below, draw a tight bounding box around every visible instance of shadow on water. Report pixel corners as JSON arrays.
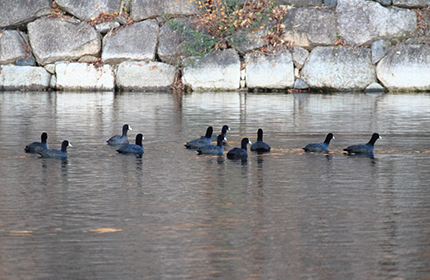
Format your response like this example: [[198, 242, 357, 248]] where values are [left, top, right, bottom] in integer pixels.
[[254, 154, 266, 188], [343, 152, 378, 162], [0, 91, 430, 279], [40, 157, 69, 183]]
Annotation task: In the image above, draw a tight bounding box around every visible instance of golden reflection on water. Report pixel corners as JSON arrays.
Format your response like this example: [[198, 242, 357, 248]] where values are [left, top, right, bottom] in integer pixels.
[[9, 228, 124, 235], [10, 231, 33, 236], [87, 228, 123, 233]]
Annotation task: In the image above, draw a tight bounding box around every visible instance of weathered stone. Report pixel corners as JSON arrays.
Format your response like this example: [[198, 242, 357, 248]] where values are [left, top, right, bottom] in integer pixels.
[[376, 0, 392, 6], [365, 82, 385, 92], [0, 0, 51, 28], [337, 0, 417, 45], [376, 44, 430, 91], [324, 0, 337, 7], [158, 17, 208, 65], [95, 21, 120, 34], [294, 78, 309, 89], [278, 0, 323, 6], [232, 19, 275, 54], [16, 57, 36, 66], [232, 29, 267, 54], [102, 20, 158, 64], [56, 0, 123, 21], [393, 0, 430, 7], [50, 75, 57, 89], [44, 64, 56, 74], [0, 30, 29, 64], [78, 55, 99, 63], [372, 39, 392, 64], [0, 66, 51, 90], [406, 5, 430, 44], [116, 61, 176, 90], [293, 47, 309, 69], [131, 0, 198, 21], [281, 8, 337, 48], [28, 18, 101, 66], [55, 62, 115, 91], [301, 46, 376, 90], [245, 51, 294, 89], [182, 49, 240, 91]]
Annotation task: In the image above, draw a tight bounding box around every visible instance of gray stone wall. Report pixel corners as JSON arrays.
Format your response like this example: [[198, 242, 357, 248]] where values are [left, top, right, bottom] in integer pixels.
[[0, 0, 429, 92]]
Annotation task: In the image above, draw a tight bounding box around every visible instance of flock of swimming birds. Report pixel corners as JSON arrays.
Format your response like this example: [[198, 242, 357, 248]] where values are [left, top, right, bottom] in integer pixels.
[[24, 123, 382, 160]]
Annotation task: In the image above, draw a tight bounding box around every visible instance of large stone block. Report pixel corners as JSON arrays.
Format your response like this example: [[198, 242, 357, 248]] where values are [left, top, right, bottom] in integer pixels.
[[337, 0, 417, 45], [102, 20, 158, 64], [278, 0, 323, 6], [376, 44, 430, 91], [281, 8, 337, 48], [116, 61, 177, 90], [0, 66, 51, 91], [55, 62, 115, 91], [0, 30, 29, 65], [301, 46, 376, 90], [131, 0, 198, 21], [56, 0, 123, 21], [182, 49, 241, 91], [28, 18, 101, 66], [393, 0, 430, 7], [245, 50, 295, 89], [0, 0, 51, 28]]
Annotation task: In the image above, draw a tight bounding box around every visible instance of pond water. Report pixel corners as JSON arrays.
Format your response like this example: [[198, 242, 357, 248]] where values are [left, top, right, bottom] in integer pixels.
[[0, 91, 429, 279]]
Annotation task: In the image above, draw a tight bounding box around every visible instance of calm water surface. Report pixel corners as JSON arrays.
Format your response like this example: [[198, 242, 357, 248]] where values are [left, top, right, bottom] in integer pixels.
[[0, 91, 429, 279]]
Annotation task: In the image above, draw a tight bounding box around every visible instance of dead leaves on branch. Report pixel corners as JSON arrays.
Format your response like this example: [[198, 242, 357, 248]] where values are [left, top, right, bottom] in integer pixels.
[[190, 0, 289, 53], [258, 6, 295, 54], [48, 1, 134, 34], [86, 11, 133, 27], [335, 38, 346, 46], [415, 7, 429, 31], [87, 12, 118, 26], [171, 68, 185, 93], [47, 1, 70, 19]]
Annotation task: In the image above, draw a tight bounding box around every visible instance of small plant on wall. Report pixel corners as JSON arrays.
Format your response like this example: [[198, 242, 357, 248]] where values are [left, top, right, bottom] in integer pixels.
[[166, 0, 289, 57]]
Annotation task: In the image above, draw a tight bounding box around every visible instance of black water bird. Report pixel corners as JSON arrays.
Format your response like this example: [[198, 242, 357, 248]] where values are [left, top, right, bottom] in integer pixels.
[[227, 138, 252, 159], [107, 124, 132, 146], [303, 133, 334, 153], [185, 126, 213, 149], [211, 125, 230, 145], [250, 128, 271, 153], [343, 133, 381, 155], [38, 140, 71, 159], [117, 134, 144, 156], [25, 132, 48, 153], [196, 134, 225, 156]]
